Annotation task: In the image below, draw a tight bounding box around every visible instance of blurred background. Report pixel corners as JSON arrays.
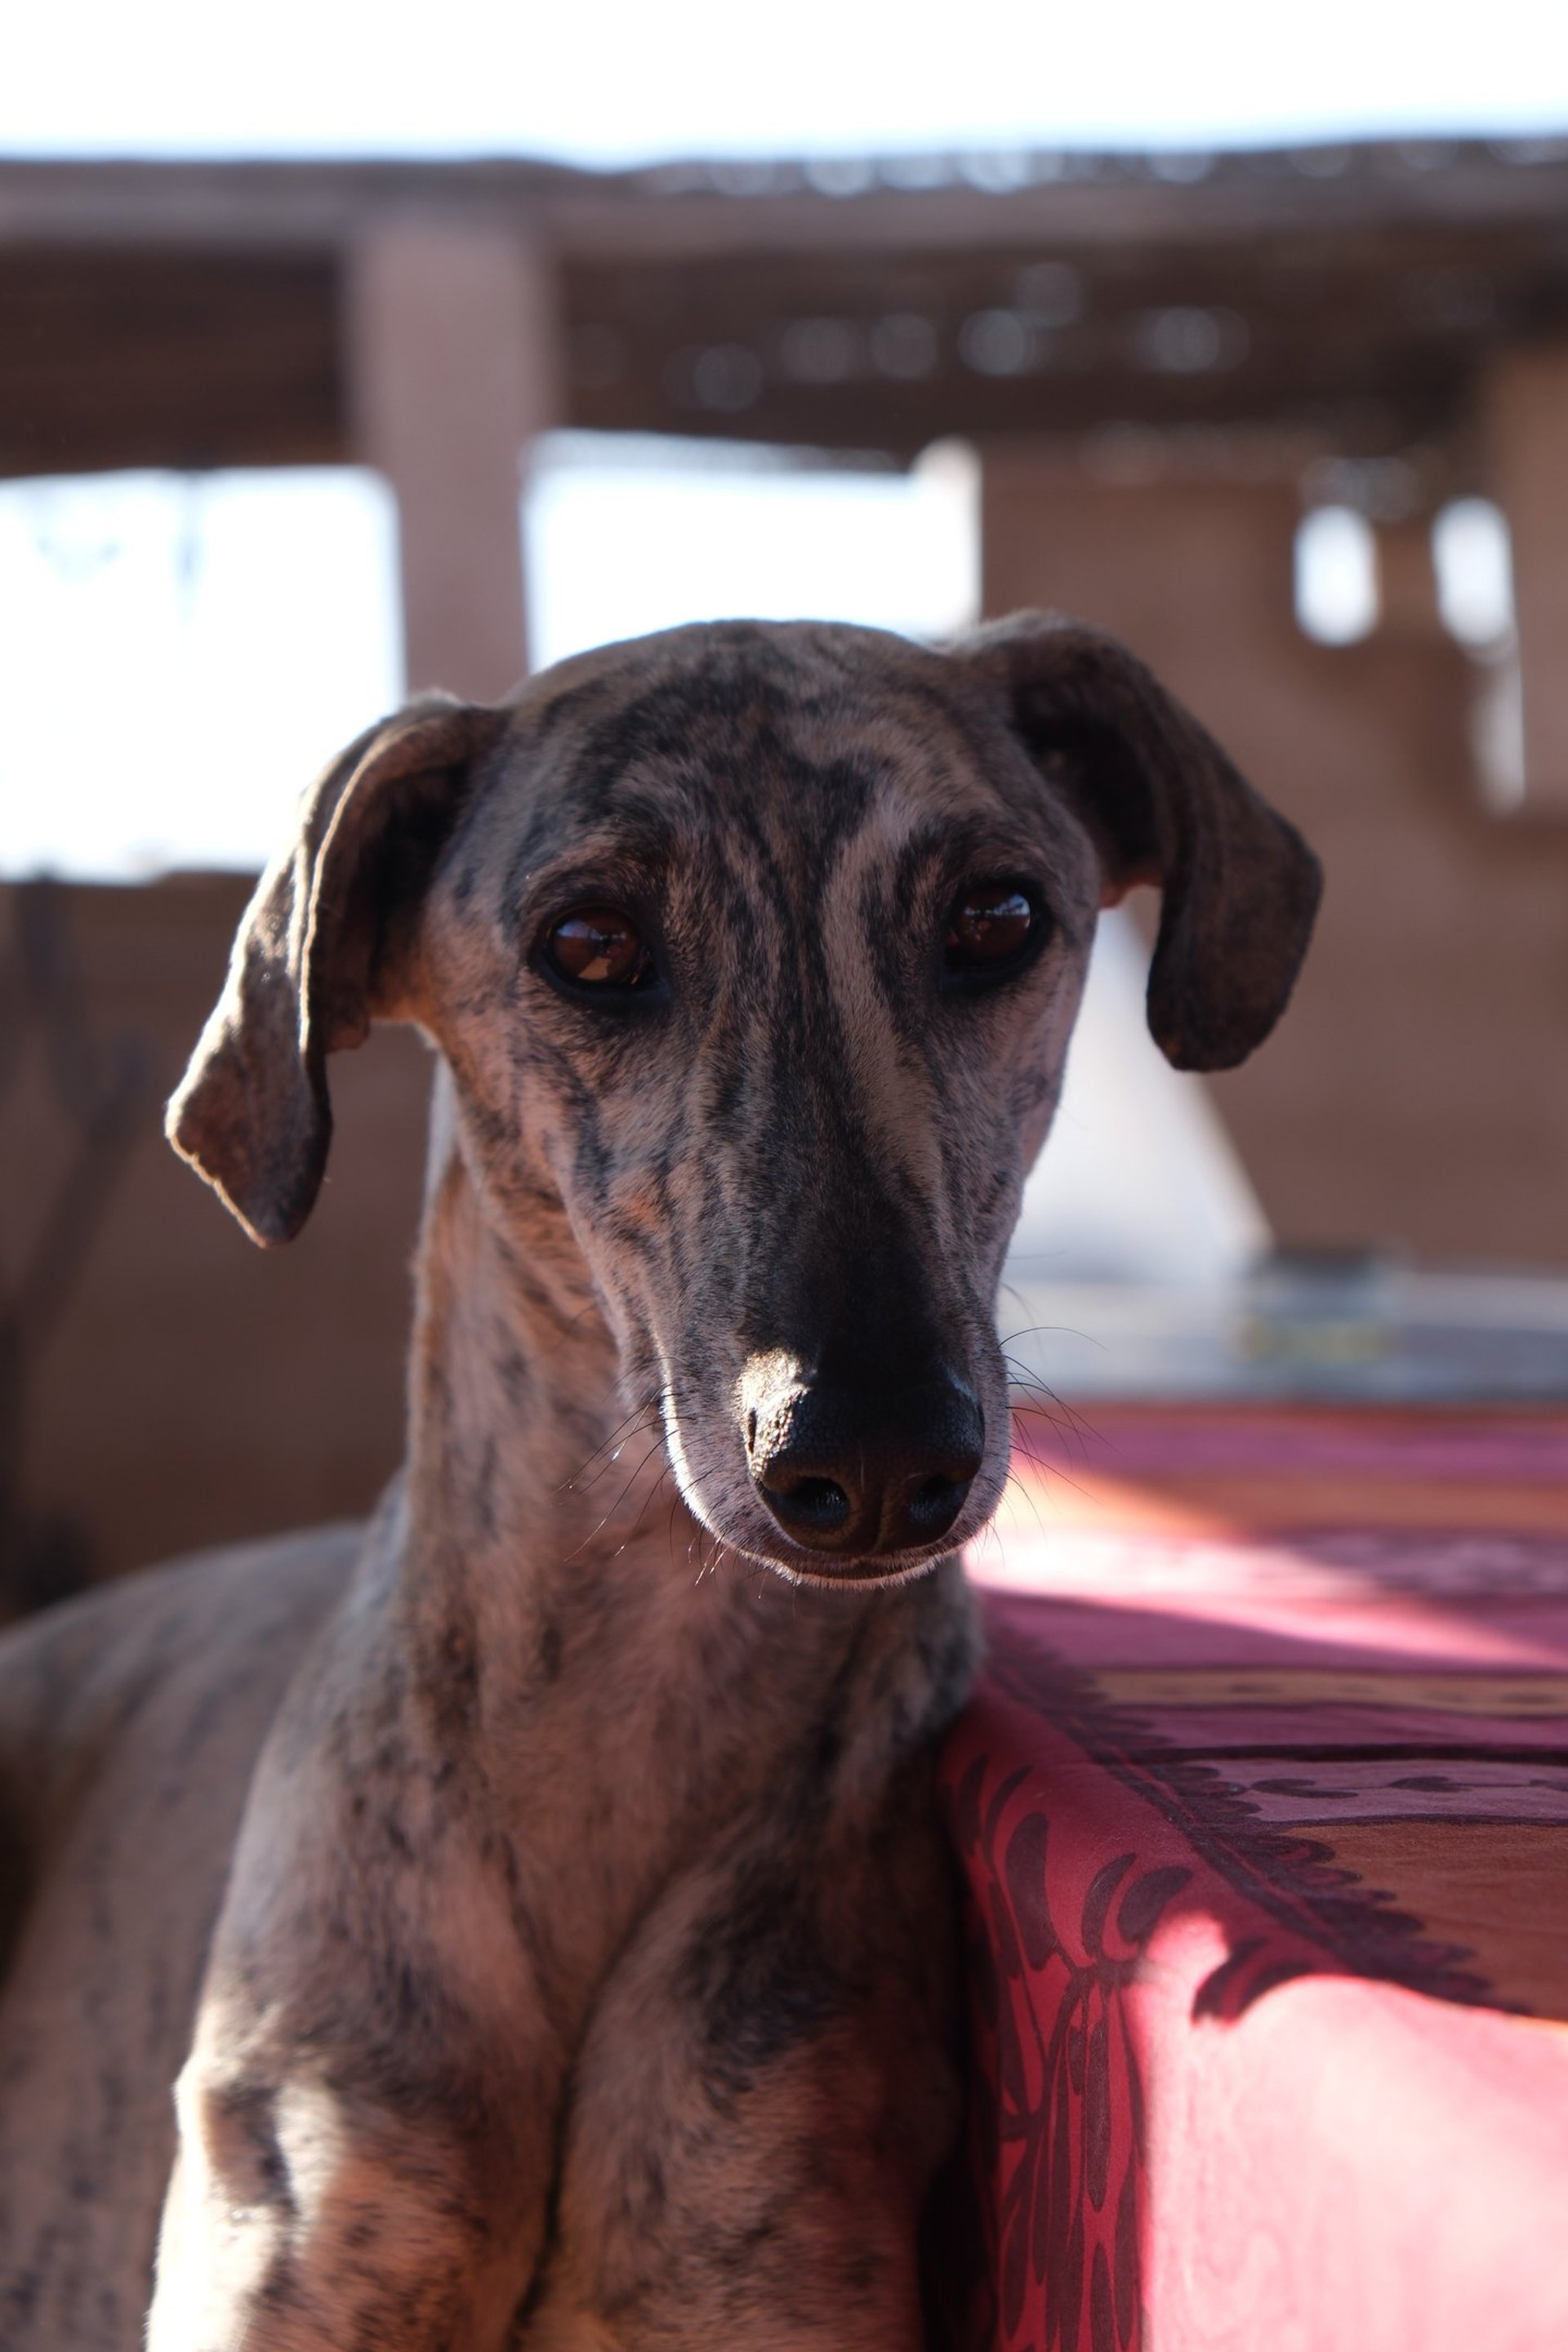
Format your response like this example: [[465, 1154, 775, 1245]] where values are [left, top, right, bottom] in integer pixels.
[[4, 0, 1568, 1610]]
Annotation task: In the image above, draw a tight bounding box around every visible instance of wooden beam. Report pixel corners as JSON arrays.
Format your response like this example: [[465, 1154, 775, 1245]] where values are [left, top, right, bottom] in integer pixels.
[[2, 147, 1567, 488], [558, 224, 1557, 459], [0, 249, 343, 478], [6, 142, 1568, 261]]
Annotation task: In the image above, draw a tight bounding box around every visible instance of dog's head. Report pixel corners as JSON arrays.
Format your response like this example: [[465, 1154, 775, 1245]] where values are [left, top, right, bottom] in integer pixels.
[[170, 617, 1318, 1587]]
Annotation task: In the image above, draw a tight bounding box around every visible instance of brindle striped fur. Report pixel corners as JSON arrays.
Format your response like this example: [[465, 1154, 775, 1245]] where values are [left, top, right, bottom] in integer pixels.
[[0, 616, 1318, 2350]]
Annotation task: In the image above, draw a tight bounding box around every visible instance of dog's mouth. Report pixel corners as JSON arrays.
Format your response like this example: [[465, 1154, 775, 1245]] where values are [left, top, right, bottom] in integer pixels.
[[736, 1526, 985, 1590]]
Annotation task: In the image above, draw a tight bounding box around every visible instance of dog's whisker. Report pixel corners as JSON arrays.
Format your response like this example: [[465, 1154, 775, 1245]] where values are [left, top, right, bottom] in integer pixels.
[[566, 1432, 676, 1558], [559, 1397, 663, 1495]]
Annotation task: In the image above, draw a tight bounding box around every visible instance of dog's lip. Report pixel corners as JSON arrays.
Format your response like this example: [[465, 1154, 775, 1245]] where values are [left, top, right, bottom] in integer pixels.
[[776, 1553, 953, 1590], [724, 1511, 991, 1587]]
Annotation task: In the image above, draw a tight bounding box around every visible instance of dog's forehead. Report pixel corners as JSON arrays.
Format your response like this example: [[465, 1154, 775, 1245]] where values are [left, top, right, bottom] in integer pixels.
[[482, 620, 1049, 874]]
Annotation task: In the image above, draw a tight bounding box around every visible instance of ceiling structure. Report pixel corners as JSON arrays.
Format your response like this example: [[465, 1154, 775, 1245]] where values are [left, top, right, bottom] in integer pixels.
[[2, 140, 1566, 486]]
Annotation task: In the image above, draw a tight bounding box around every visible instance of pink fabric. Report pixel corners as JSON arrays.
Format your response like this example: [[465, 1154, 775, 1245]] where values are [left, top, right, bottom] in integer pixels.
[[938, 1406, 1568, 2351]]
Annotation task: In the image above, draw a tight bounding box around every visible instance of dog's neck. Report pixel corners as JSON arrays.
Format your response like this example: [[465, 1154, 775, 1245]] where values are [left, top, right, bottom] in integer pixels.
[[312, 1063, 974, 1995], [403, 1125, 676, 1584]]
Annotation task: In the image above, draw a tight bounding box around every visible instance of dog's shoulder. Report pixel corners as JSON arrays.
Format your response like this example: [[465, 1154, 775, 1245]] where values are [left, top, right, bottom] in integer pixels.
[[0, 1526, 360, 2347], [0, 1525, 360, 1787], [0, 1524, 360, 1961]]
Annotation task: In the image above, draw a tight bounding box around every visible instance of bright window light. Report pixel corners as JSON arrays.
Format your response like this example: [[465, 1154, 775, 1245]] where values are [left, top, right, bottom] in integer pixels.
[[0, 442, 979, 879], [0, 470, 401, 880], [1432, 497, 1516, 648], [1294, 506, 1379, 644], [524, 434, 979, 671]]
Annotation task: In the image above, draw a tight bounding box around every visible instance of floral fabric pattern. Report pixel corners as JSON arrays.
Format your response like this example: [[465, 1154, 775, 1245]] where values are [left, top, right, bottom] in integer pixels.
[[937, 1405, 1568, 2352]]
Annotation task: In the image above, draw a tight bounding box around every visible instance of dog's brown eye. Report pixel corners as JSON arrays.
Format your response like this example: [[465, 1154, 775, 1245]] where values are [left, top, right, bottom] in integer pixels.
[[945, 887, 1039, 973], [545, 908, 653, 990]]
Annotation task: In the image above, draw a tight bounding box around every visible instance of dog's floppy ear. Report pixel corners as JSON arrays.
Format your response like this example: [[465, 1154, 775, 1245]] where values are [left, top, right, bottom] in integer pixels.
[[958, 612, 1321, 1071], [167, 695, 506, 1248]]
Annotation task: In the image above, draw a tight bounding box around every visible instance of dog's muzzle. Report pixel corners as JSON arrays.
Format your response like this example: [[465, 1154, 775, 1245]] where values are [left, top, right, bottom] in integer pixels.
[[743, 1369, 984, 1562]]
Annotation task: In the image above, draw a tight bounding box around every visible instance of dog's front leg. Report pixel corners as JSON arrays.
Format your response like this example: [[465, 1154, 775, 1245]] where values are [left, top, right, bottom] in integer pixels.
[[527, 1795, 962, 2352], [148, 2058, 534, 2352], [147, 1896, 554, 2352], [145, 1663, 562, 2352], [147, 1941, 553, 2352]]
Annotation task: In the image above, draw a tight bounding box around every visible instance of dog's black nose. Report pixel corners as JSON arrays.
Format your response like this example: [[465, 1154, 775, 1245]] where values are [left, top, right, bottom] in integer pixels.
[[746, 1376, 984, 1559]]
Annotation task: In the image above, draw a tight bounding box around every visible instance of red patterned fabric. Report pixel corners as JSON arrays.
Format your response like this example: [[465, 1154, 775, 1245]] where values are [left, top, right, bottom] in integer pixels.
[[938, 1406, 1568, 2352]]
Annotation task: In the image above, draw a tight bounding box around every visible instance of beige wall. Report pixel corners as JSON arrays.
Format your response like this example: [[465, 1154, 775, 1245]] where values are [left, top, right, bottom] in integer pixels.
[[981, 451, 1568, 1268], [2, 878, 427, 1604]]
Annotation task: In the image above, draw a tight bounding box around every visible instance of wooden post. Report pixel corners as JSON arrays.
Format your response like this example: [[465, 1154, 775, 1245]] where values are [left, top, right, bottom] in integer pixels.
[[1485, 343, 1568, 811], [1375, 522, 1443, 642], [345, 212, 559, 702]]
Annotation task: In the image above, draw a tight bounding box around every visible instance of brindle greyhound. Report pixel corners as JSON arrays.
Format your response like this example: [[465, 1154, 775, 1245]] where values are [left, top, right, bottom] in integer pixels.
[[0, 614, 1318, 2350]]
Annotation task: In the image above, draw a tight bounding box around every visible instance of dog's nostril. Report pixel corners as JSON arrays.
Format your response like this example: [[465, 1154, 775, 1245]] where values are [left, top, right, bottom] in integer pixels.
[[906, 1472, 970, 1535], [745, 1370, 983, 1557], [764, 1474, 852, 1533]]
